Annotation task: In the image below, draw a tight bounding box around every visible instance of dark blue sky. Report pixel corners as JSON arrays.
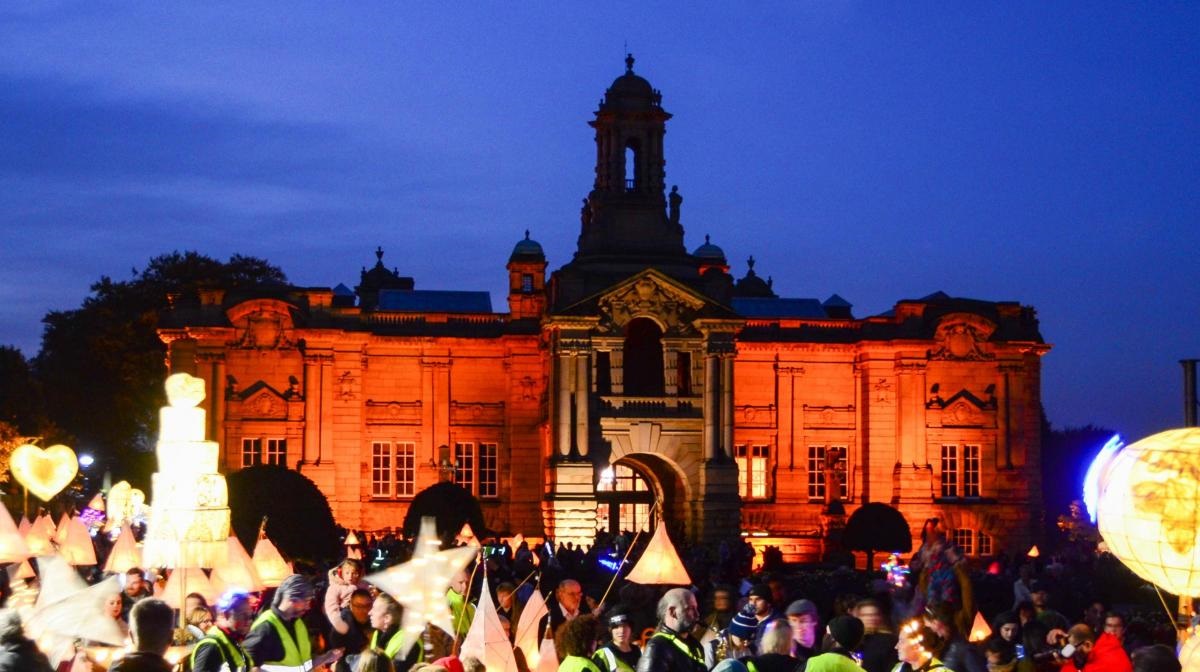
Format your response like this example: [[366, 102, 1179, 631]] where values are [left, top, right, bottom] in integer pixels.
[[1, 4, 1196, 442]]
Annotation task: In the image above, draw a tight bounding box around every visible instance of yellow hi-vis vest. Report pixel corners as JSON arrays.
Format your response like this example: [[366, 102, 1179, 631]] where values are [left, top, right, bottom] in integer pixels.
[[190, 626, 249, 672], [370, 628, 409, 661], [251, 609, 312, 667]]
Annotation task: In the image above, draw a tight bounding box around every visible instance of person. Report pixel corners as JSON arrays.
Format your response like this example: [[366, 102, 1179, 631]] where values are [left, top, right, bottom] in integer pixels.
[[326, 559, 368, 625], [448, 570, 476, 639], [636, 588, 705, 672], [891, 620, 946, 672], [365, 593, 405, 664], [120, 567, 152, 620], [748, 585, 781, 641], [985, 638, 1018, 672], [593, 610, 641, 672], [186, 606, 215, 642], [190, 590, 254, 672], [805, 615, 865, 672], [925, 602, 985, 672], [1130, 645, 1181, 672], [355, 648, 397, 672], [856, 599, 899, 672], [244, 574, 342, 670], [543, 579, 588, 641], [1028, 583, 1069, 632], [0, 609, 53, 672], [185, 592, 209, 618], [330, 588, 375, 656], [785, 599, 819, 662], [111, 599, 175, 672], [705, 605, 756, 669], [556, 614, 603, 672], [1057, 624, 1131, 672], [991, 612, 1020, 647], [1102, 612, 1131, 654], [743, 620, 798, 672], [104, 590, 131, 640], [497, 582, 522, 635], [704, 585, 738, 632]]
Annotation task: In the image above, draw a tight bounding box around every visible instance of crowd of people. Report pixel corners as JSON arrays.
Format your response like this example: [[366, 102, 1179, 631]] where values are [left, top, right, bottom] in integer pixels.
[[0, 518, 1190, 672]]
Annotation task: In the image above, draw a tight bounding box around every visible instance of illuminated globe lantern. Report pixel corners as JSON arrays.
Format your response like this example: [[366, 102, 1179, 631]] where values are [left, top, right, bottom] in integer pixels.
[[1096, 428, 1200, 597]]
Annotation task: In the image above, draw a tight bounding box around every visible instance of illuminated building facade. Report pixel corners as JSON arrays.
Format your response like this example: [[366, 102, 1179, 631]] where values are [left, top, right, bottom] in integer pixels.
[[160, 57, 1049, 560]]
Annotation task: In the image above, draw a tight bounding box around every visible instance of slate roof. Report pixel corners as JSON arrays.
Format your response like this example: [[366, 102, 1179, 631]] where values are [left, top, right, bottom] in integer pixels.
[[377, 289, 493, 313]]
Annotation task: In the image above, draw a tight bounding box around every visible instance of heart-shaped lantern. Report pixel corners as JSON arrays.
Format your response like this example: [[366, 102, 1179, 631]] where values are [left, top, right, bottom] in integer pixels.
[[10, 444, 78, 502]]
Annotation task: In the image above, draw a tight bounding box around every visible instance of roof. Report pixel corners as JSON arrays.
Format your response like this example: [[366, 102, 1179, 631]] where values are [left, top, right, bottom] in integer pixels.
[[377, 289, 493, 313], [733, 297, 827, 318]]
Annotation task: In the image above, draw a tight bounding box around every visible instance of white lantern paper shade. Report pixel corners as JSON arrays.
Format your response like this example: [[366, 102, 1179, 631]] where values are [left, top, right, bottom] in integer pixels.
[[1096, 428, 1200, 597], [0, 504, 32, 563], [25, 515, 56, 555], [210, 535, 264, 594], [344, 531, 360, 546], [59, 516, 97, 566], [103, 525, 142, 574], [252, 535, 292, 588], [161, 567, 217, 608], [968, 612, 992, 642], [54, 513, 71, 545], [624, 523, 690, 586], [18, 516, 30, 536]]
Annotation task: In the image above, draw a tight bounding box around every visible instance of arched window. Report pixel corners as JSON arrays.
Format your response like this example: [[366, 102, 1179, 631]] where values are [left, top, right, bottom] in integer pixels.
[[623, 317, 664, 396], [624, 142, 639, 191]]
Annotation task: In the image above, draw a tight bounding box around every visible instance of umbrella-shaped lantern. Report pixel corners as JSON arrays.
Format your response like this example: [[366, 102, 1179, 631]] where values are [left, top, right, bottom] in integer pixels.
[[161, 567, 217, 608], [460, 574, 518, 672], [25, 515, 55, 555], [624, 523, 690, 585]]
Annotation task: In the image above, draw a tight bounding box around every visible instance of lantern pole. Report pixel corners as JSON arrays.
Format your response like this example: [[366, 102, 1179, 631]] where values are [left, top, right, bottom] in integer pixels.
[[595, 530, 641, 614]]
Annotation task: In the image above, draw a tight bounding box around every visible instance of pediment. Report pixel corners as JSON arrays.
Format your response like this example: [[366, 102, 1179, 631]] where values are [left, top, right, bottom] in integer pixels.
[[233, 381, 289, 419], [592, 270, 715, 336], [926, 388, 997, 428]]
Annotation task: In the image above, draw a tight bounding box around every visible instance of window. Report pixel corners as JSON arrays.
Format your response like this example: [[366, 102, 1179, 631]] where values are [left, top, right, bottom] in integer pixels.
[[734, 444, 770, 499], [941, 443, 981, 498], [977, 531, 993, 556], [371, 441, 416, 498], [951, 528, 975, 555], [597, 464, 650, 492], [521, 274, 533, 293], [265, 438, 287, 466], [676, 351, 692, 396], [241, 438, 262, 467], [454, 441, 499, 498], [807, 445, 848, 501]]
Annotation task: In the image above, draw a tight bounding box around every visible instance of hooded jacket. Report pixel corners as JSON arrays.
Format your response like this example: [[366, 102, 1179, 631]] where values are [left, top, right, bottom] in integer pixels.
[[1060, 633, 1132, 672]]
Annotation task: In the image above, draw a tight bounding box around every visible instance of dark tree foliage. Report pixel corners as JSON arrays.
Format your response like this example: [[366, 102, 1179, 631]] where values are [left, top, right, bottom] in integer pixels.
[[34, 252, 286, 481], [402, 481, 487, 546], [1040, 422, 1117, 546], [227, 465, 341, 564], [0, 346, 53, 437], [843, 502, 912, 569]]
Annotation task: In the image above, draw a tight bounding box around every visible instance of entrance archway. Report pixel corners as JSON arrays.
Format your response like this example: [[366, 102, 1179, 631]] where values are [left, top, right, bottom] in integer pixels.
[[596, 462, 654, 534]]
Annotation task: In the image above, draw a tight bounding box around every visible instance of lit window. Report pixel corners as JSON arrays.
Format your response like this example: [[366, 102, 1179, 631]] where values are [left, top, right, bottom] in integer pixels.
[[241, 438, 262, 467], [941, 445, 959, 497], [597, 464, 649, 493], [807, 445, 847, 500], [372, 441, 416, 498], [977, 531, 993, 556], [265, 438, 287, 466], [963, 444, 980, 497], [941, 444, 981, 498], [454, 442, 475, 492], [735, 444, 770, 499], [453, 442, 500, 498], [479, 442, 498, 498], [371, 442, 392, 497], [952, 528, 975, 555], [395, 442, 415, 497]]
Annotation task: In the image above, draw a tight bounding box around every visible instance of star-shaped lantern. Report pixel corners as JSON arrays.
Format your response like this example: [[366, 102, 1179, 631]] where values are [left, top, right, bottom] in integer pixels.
[[366, 517, 476, 659]]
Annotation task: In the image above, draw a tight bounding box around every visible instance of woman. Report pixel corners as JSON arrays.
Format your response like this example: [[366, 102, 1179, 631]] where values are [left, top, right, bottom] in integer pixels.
[[103, 591, 130, 641], [556, 615, 603, 672], [186, 606, 214, 642], [892, 620, 947, 672]]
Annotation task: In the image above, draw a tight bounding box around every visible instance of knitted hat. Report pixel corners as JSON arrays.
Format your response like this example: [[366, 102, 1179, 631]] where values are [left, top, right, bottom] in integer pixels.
[[728, 605, 759, 640], [828, 615, 865, 649], [786, 599, 818, 618], [747, 583, 772, 600]]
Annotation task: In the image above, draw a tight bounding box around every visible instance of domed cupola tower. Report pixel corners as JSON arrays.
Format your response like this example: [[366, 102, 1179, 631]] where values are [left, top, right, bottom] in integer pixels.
[[507, 230, 547, 319]]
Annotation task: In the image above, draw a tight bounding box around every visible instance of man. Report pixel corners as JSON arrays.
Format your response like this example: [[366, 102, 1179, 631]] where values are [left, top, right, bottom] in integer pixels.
[[497, 582, 522, 635], [593, 610, 641, 672], [1059, 623, 1132, 672], [244, 574, 343, 670], [111, 599, 175, 672], [1102, 611, 1133, 654], [329, 588, 374, 655], [785, 599, 819, 662], [120, 568, 152, 620], [190, 590, 254, 672], [636, 588, 705, 672], [363, 593, 414, 668], [703, 585, 738, 632], [543, 579, 588, 640], [1029, 582, 1069, 632], [448, 570, 476, 639], [748, 584, 780, 642], [805, 615, 865, 672], [855, 599, 898, 672], [0, 609, 53, 672]]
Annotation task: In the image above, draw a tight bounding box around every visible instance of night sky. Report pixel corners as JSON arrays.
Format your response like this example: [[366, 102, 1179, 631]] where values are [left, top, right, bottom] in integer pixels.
[[1, 4, 1196, 443]]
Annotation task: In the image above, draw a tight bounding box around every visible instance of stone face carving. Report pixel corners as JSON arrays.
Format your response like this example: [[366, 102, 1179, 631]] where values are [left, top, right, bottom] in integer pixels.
[[930, 314, 997, 361], [598, 272, 704, 336]]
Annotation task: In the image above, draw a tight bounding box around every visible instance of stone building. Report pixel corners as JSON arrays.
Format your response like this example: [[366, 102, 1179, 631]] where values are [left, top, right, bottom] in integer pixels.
[[159, 56, 1049, 561]]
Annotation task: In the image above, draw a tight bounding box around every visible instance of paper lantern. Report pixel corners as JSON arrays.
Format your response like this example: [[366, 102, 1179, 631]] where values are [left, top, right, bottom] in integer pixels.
[[87, 493, 106, 512], [25, 515, 55, 555], [513, 588, 549, 669], [0, 503, 31, 563], [624, 523, 690, 585], [968, 612, 992, 642], [1096, 428, 1200, 597], [252, 535, 292, 588], [54, 513, 71, 545], [460, 574, 519, 672], [103, 525, 142, 574], [1026, 545, 1040, 558], [1180, 627, 1200, 672], [18, 516, 31, 536], [10, 443, 78, 501], [26, 555, 126, 647], [344, 531, 360, 546], [210, 535, 264, 594], [161, 567, 216, 608], [59, 516, 97, 566], [456, 522, 480, 547], [13, 559, 35, 580]]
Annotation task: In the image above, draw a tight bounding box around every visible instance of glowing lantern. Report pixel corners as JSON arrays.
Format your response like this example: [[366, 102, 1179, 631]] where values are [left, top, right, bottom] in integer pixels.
[[103, 525, 142, 574], [345, 531, 360, 546], [1180, 628, 1200, 672], [161, 567, 216, 608], [1096, 428, 1200, 597], [0, 503, 31, 563], [252, 534, 292, 588], [18, 516, 30, 536], [13, 560, 35, 580], [968, 612, 992, 642], [513, 588, 549, 668], [59, 516, 97, 566], [87, 493, 106, 512], [54, 513, 71, 545], [210, 535, 264, 594], [624, 523, 690, 585], [25, 515, 55, 555], [10, 443, 78, 501], [1026, 545, 1040, 558], [460, 574, 519, 672], [456, 522, 480, 547]]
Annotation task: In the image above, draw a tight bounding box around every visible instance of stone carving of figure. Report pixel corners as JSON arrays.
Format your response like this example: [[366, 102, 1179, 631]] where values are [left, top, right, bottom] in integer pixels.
[[669, 185, 682, 225]]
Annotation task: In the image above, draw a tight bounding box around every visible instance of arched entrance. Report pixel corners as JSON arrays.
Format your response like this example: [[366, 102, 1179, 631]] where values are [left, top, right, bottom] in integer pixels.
[[596, 453, 692, 538]]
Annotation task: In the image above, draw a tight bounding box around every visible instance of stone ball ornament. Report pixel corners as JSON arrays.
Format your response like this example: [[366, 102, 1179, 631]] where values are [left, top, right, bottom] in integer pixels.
[[1096, 427, 1200, 597]]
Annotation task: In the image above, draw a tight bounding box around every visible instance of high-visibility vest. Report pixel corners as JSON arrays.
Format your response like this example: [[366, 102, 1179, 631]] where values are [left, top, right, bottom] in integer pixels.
[[559, 655, 603, 672], [190, 626, 250, 672], [651, 631, 705, 666], [371, 628, 407, 660], [592, 645, 636, 672], [250, 609, 312, 666]]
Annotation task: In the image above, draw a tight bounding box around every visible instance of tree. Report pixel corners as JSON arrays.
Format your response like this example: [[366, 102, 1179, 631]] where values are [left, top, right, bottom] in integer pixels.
[[0, 346, 50, 436], [227, 465, 341, 564], [1040, 423, 1117, 548], [34, 252, 286, 480], [843, 502, 912, 570], [402, 482, 486, 546]]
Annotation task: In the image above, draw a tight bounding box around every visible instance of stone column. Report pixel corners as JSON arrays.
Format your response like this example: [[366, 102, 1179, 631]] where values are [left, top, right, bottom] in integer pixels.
[[611, 348, 624, 394], [575, 354, 589, 457], [557, 352, 572, 458], [421, 361, 435, 461], [721, 355, 734, 460], [304, 355, 322, 467], [703, 353, 718, 461]]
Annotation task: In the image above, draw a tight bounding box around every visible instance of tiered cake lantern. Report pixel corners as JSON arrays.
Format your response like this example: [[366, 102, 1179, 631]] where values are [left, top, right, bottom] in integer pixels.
[[143, 373, 231, 569]]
